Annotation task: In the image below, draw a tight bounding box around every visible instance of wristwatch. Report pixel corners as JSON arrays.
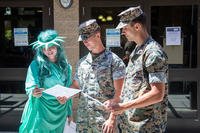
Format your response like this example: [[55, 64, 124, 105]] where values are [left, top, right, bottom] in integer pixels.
[[59, 0, 73, 9]]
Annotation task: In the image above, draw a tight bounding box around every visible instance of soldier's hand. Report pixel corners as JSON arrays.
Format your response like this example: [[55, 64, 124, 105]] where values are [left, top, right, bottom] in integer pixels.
[[57, 96, 67, 104], [113, 110, 124, 115], [102, 118, 116, 133], [110, 103, 125, 115], [103, 99, 117, 111]]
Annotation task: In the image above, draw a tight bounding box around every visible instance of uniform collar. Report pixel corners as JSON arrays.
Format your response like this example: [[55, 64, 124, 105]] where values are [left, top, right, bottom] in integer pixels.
[[135, 36, 153, 50], [130, 36, 153, 57], [85, 49, 108, 64]]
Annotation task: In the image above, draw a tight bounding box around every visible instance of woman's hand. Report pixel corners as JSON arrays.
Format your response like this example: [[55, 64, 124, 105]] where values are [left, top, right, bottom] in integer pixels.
[[32, 87, 44, 98], [57, 96, 67, 104]]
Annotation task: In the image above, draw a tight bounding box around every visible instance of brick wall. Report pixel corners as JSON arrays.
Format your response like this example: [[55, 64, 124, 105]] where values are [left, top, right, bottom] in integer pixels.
[[53, 0, 79, 120]]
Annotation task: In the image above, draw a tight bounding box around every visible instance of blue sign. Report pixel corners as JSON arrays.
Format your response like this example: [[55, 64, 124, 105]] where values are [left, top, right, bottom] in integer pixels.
[[106, 29, 121, 47]]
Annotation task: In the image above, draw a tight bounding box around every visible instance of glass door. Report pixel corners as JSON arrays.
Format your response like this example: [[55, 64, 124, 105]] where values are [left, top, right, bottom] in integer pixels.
[[0, 0, 53, 131], [0, 7, 43, 68], [149, 2, 200, 122]]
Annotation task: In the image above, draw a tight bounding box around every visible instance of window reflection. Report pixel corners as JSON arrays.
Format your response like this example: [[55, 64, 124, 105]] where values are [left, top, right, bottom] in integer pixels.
[[0, 7, 43, 68]]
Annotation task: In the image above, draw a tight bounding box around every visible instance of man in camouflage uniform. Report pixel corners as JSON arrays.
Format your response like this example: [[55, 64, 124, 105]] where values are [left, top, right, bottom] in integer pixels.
[[71, 19, 126, 133], [105, 6, 168, 133]]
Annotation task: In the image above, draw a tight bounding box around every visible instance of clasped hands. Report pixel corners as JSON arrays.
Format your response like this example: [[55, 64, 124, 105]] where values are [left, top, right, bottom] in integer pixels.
[[103, 99, 126, 115], [32, 87, 68, 104], [101, 99, 126, 133]]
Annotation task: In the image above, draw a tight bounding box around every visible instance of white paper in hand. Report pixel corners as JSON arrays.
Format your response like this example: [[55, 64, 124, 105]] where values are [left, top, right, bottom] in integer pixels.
[[63, 120, 76, 133], [43, 84, 81, 98]]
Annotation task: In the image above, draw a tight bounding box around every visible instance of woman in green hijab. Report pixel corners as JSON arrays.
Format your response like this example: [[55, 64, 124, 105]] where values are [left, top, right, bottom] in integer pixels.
[[19, 29, 72, 133]]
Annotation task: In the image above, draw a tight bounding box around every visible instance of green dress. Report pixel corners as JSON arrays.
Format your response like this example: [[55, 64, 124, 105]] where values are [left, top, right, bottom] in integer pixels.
[[19, 60, 72, 133]]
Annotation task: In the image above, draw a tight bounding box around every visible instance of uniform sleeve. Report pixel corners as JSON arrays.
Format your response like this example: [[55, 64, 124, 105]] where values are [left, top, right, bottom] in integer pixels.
[[25, 60, 40, 97], [112, 54, 126, 80], [144, 48, 168, 84]]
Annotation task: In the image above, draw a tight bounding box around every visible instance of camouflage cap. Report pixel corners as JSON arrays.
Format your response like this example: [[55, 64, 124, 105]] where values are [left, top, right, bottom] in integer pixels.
[[78, 19, 100, 41], [116, 6, 143, 29]]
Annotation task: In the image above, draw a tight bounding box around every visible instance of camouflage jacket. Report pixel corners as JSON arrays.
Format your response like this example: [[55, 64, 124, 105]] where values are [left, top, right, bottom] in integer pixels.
[[121, 37, 168, 133], [74, 49, 125, 132]]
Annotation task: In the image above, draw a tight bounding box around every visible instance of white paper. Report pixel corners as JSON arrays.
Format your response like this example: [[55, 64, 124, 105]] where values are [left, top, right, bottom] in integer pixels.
[[14, 28, 28, 46], [166, 27, 181, 46], [63, 120, 76, 133], [43, 84, 81, 98]]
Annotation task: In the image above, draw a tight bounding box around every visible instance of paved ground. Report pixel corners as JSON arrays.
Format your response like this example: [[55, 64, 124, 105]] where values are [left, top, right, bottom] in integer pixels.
[[167, 118, 200, 133], [0, 94, 200, 132]]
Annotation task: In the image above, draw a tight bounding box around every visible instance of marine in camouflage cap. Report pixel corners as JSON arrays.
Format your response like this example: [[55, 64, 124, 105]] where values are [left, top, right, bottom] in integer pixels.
[[105, 6, 168, 133], [72, 19, 126, 133], [116, 6, 143, 29], [78, 19, 100, 41]]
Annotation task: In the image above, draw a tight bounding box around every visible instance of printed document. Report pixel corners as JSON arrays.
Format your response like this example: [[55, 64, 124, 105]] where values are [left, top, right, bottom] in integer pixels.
[[43, 84, 81, 98]]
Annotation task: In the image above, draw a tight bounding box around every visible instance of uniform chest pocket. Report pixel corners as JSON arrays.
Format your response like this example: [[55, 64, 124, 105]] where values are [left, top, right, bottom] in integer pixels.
[[129, 106, 154, 122], [96, 60, 111, 75], [128, 54, 143, 74], [131, 54, 141, 63], [97, 64, 112, 77], [96, 65, 113, 93]]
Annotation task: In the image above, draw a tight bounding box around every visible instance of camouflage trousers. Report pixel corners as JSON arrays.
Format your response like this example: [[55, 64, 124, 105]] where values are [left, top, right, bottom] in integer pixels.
[[76, 120, 120, 133], [118, 114, 167, 133]]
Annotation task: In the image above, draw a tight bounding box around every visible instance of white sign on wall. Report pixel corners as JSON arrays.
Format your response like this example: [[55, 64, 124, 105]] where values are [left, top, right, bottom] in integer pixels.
[[14, 28, 28, 46], [166, 27, 181, 46], [106, 29, 120, 47]]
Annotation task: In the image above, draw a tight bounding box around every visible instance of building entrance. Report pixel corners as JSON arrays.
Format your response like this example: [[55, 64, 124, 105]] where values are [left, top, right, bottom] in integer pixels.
[[150, 3, 200, 121]]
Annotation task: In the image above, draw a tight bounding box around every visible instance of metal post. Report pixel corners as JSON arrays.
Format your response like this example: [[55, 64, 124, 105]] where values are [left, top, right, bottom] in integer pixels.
[[197, 80, 200, 122]]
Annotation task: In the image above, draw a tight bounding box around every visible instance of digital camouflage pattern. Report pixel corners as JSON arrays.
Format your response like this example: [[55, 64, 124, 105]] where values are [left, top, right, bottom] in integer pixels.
[[74, 50, 125, 133], [116, 6, 143, 29], [119, 6, 143, 23], [120, 37, 168, 133], [78, 19, 100, 41]]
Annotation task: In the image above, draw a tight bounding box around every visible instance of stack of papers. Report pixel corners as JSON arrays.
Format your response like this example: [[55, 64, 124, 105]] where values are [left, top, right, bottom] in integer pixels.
[[43, 84, 81, 98], [63, 120, 76, 133]]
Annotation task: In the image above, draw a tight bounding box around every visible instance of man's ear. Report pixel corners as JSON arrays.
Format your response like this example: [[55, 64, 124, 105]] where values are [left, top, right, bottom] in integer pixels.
[[96, 32, 101, 38], [134, 23, 142, 31]]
